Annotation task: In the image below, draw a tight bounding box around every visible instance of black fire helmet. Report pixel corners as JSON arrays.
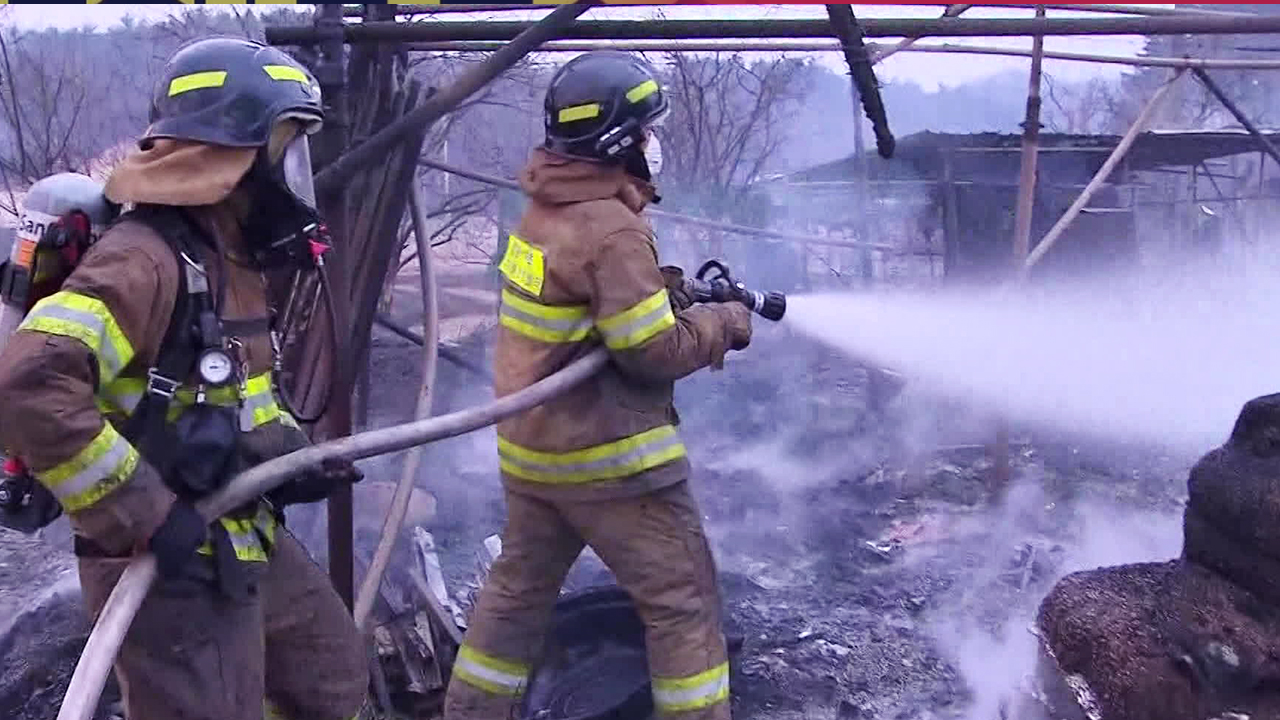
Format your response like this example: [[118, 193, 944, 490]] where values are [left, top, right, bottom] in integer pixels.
[[543, 50, 669, 163], [144, 37, 324, 149]]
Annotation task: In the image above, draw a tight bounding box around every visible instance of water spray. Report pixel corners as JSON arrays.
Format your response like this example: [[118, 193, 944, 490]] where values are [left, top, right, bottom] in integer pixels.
[[684, 259, 787, 321]]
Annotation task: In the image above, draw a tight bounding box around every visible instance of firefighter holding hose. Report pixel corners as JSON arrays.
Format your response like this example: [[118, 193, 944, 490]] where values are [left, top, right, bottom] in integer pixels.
[[0, 39, 367, 719], [445, 51, 753, 720]]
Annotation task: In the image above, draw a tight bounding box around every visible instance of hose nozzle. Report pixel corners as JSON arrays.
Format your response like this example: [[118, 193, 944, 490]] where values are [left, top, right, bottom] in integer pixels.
[[685, 259, 786, 322], [740, 289, 787, 322]]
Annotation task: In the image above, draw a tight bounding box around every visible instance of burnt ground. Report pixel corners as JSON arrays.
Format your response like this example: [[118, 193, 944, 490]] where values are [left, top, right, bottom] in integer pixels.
[[0, 295, 1199, 720]]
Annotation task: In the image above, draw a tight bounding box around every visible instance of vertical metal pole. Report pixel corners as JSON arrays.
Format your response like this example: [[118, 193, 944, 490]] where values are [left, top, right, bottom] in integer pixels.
[[941, 150, 959, 282], [314, 2, 355, 610], [854, 107, 873, 286]]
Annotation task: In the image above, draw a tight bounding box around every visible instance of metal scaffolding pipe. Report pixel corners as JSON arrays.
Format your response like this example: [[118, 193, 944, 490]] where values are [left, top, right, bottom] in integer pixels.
[[344, 3, 1252, 18], [415, 155, 894, 251], [56, 348, 611, 720], [984, 3, 1256, 17], [403, 39, 1280, 71], [314, 0, 597, 194], [269, 15, 1280, 46]]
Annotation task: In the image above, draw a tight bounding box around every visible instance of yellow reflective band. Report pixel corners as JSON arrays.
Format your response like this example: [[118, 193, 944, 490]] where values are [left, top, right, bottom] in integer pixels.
[[595, 289, 676, 350], [96, 372, 287, 430], [498, 234, 545, 297], [454, 646, 529, 697], [98, 376, 145, 416], [168, 71, 227, 97], [652, 661, 730, 713], [20, 291, 135, 384], [263, 64, 308, 84], [558, 103, 602, 123], [196, 503, 276, 563], [498, 425, 686, 484], [627, 79, 659, 104], [499, 289, 593, 344], [36, 423, 138, 512]]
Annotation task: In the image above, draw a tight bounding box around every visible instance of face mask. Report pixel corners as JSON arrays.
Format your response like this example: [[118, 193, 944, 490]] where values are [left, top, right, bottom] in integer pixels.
[[281, 135, 316, 211], [643, 132, 663, 176], [241, 135, 323, 269]]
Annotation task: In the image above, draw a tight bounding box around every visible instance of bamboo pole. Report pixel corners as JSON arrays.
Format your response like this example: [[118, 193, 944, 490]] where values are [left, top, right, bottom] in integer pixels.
[[402, 38, 1280, 71], [1024, 70, 1186, 272], [269, 14, 1280, 45], [414, 156, 896, 251], [1012, 6, 1045, 267], [993, 5, 1045, 495], [1192, 67, 1280, 168]]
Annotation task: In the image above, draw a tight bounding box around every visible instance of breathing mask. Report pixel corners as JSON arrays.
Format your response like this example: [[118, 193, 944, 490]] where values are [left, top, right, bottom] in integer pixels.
[[241, 128, 324, 269], [621, 109, 668, 186], [644, 131, 663, 176]]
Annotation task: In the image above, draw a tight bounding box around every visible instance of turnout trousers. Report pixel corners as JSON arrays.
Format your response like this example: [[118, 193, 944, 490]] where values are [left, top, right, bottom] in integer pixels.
[[78, 529, 368, 720], [443, 481, 731, 720]]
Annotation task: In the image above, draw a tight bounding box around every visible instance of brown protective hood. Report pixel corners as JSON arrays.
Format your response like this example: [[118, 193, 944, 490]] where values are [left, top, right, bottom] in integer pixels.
[[519, 147, 654, 213], [104, 138, 256, 207]]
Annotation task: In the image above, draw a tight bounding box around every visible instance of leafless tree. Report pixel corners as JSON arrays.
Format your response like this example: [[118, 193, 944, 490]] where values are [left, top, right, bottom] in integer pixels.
[[656, 51, 809, 220], [1042, 74, 1124, 135], [0, 26, 104, 216]]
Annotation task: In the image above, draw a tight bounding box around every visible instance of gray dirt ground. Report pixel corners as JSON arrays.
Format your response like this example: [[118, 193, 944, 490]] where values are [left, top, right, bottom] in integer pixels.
[[0, 290, 1198, 720]]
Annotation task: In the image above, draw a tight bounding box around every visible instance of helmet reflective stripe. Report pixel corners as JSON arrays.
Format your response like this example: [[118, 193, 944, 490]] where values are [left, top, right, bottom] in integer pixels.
[[263, 64, 309, 83], [557, 103, 601, 124], [626, 79, 659, 103], [147, 38, 324, 149], [168, 71, 227, 97]]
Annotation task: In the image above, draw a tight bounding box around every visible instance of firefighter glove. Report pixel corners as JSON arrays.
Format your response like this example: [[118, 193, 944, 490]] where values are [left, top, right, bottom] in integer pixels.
[[722, 302, 753, 351], [268, 457, 364, 508], [660, 265, 695, 311], [148, 500, 208, 579]]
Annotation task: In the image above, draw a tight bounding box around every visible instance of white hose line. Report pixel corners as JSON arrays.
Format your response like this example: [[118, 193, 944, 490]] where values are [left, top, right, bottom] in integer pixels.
[[56, 347, 609, 720]]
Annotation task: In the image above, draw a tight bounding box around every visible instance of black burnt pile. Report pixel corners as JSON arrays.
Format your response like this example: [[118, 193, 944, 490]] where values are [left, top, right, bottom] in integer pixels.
[[1037, 394, 1280, 720]]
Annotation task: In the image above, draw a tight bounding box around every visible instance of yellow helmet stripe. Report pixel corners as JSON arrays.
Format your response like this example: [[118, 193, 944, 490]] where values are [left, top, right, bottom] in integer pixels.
[[263, 64, 310, 84], [168, 71, 228, 97], [626, 79, 659, 103], [557, 103, 602, 124]]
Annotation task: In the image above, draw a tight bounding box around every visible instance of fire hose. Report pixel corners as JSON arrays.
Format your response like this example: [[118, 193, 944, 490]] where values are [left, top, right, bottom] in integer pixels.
[[55, 347, 610, 720], [57, 256, 787, 719]]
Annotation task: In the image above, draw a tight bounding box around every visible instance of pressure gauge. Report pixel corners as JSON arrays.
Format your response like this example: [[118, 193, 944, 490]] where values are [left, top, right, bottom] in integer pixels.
[[198, 348, 235, 386]]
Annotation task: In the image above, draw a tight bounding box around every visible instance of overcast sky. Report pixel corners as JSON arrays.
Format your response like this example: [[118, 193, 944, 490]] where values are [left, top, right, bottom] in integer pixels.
[[2, 3, 1155, 91]]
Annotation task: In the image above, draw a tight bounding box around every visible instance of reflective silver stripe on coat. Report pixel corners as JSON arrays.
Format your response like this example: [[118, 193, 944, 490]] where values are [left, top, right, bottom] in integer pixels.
[[24, 303, 127, 379]]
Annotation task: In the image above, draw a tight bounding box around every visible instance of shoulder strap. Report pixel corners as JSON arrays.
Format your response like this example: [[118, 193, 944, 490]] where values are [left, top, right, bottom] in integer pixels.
[[118, 206, 211, 459]]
